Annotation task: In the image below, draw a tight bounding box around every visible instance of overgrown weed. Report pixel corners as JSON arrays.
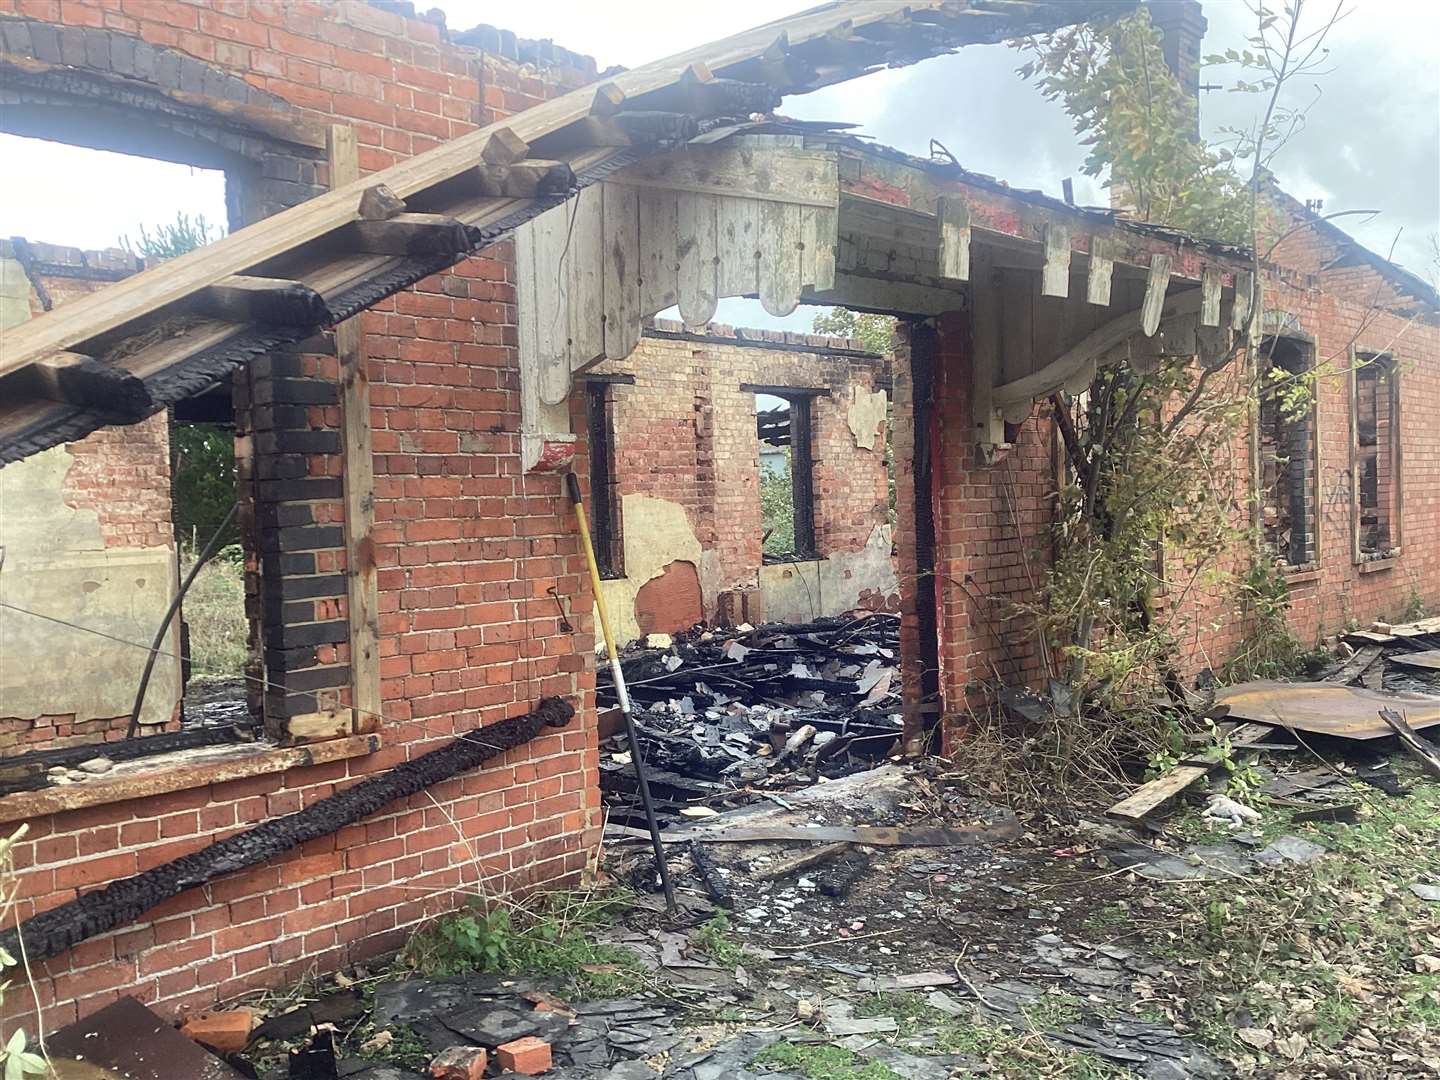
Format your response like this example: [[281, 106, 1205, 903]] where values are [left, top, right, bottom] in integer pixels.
[[398, 887, 643, 999], [1140, 767, 1440, 1071]]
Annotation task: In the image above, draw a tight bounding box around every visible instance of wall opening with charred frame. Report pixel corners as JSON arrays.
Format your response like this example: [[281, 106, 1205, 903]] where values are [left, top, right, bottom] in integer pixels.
[[1352, 351, 1401, 561], [0, 18, 349, 749], [1258, 334, 1318, 569]]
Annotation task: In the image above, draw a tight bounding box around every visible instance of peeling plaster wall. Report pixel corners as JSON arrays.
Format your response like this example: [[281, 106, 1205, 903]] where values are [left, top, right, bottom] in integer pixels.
[[0, 256, 179, 749], [847, 386, 888, 451], [586, 323, 894, 643], [759, 524, 899, 623], [595, 493, 713, 647]]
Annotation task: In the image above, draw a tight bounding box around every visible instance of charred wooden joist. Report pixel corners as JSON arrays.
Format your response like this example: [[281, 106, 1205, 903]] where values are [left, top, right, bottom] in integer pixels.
[[0, 697, 574, 964]]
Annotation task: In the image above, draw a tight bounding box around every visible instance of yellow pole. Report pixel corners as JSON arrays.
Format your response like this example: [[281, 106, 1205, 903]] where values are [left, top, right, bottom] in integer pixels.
[[565, 472, 676, 910]]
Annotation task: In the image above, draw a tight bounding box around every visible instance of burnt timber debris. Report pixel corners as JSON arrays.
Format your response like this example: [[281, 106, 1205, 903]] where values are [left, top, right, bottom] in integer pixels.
[[595, 614, 905, 831], [0, 697, 575, 964], [1107, 617, 1440, 822]]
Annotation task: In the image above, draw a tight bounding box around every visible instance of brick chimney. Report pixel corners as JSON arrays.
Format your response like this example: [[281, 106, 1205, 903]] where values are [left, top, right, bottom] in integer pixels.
[[1147, 0, 1207, 137]]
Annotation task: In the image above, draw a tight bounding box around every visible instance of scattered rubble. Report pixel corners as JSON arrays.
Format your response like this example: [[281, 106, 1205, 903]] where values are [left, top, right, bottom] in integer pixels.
[[596, 614, 904, 830]]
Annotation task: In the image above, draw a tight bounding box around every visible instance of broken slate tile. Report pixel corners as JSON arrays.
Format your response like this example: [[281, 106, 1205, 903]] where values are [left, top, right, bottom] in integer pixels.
[[858, 1045, 967, 1080], [1409, 883, 1440, 902], [1253, 834, 1327, 867], [439, 1005, 548, 1046], [825, 1016, 899, 1036]]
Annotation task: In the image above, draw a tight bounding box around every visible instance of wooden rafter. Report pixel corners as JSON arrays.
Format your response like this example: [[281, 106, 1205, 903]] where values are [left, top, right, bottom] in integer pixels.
[[0, 0, 1129, 464]]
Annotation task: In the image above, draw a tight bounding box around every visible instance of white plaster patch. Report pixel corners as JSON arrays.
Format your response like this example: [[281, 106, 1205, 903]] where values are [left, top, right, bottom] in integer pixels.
[[759, 524, 898, 623], [595, 493, 705, 648], [847, 385, 888, 451]]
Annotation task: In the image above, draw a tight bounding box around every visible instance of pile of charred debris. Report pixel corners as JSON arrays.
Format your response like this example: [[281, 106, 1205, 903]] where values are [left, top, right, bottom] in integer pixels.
[[595, 614, 905, 832]]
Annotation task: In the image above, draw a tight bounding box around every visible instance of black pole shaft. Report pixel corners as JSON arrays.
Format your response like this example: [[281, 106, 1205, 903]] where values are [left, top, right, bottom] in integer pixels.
[[126, 502, 239, 739], [566, 472, 676, 911]]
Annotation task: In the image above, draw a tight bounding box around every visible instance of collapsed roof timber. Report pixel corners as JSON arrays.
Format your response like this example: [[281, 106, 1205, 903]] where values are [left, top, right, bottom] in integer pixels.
[[0, 0, 1134, 463]]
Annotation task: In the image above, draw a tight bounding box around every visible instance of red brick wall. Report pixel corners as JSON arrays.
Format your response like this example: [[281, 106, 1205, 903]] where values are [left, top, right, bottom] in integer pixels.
[[589, 322, 891, 599], [910, 280, 1437, 747], [0, 0, 602, 1034]]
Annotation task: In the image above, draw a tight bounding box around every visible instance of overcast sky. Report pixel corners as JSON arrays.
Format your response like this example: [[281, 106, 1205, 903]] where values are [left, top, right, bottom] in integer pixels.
[[1, 0, 1433, 334]]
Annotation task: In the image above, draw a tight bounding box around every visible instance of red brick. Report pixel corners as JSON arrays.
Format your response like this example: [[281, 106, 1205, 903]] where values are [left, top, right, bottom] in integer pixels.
[[429, 1046, 487, 1080], [180, 1010, 255, 1053], [495, 1036, 551, 1075]]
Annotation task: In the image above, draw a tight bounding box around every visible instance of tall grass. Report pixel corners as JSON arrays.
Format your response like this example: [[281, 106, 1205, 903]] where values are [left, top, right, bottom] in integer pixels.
[[183, 544, 249, 679]]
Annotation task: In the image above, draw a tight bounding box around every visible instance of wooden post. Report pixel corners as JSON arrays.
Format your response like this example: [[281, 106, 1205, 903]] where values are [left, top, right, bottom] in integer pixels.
[[329, 125, 382, 735]]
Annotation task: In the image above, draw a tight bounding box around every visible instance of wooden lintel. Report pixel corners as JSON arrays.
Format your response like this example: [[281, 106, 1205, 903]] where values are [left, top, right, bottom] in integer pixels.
[[287, 709, 356, 742], [1041, 223, 1071, 298], [1086, 237, 1114, 306], [475, 160, 576, 199], [936, 195, 970, 281], [1200, 266, 1222, 326], [345, 213, 471, 256], [480, 126, 530, 165], [357, 183, 407, 221], [196, 275, 332, 325], [1141, 253, 1172, 336], [0, 734, 380, 826]]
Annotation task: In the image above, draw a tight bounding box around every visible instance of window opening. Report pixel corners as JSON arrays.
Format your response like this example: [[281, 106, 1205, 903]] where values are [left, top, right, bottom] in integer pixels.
[[1257, 336, 1317, 567], [0, 137, 269, 790], [1354, 353, 1399, 557], [756, 391, 817, 561], [586, 381, 625, 579]]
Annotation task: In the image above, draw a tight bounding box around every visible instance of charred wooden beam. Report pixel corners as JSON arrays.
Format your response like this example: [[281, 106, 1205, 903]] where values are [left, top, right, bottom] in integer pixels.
[[0, 697, 574, 964], [193, 276, 333, 325], [344, 213, 472, 256], [10, 351, 155, 421], [475, 160, 577, 199]]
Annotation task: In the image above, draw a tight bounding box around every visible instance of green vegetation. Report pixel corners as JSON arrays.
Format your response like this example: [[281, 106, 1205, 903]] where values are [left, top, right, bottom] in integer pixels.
[[1016, 10, 1249, 244], [184, 544, 249, 679], [694, 912, 745, 966], [399, 890, 645, 999], [811, 307, 896, 356], [122, 210, 222, 260], [1145, 769, 1440, 1072], [847, 990, 1122, 1078], [172, 423, 239, 550], [0, 826, 49, 1079], [755, 1041, 902, 1080], [760, 447, 796, 557]]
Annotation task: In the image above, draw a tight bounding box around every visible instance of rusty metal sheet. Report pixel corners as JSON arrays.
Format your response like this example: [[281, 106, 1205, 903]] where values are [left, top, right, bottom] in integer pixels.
[[1391, 650, 1440, 671], [47, 997, 246, 1080], [1214, 681, 1440, 739]]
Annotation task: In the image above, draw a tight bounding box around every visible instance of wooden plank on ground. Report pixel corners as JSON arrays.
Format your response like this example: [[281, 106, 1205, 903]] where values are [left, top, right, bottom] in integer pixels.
[[1380, 708, 1440, 780], [1324, 644, 1384, 684], [330, 125, 381, 735], [659, 820, 1022, 846], [1106, 722, 1274, 823]]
